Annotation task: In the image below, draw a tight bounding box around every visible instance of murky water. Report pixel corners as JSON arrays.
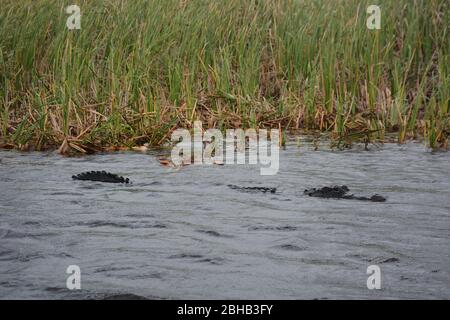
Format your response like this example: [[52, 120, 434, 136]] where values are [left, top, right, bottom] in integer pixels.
[[0, 139, 449, 299]]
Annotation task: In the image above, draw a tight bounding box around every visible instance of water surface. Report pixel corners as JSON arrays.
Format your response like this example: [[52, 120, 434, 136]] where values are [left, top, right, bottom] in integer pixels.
[[0, 140, 449, 299]]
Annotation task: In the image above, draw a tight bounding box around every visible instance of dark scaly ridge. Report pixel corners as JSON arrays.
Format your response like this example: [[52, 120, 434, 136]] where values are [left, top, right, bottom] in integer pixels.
[[72, 171, 130, 184], [227, 184, 276, 194], [304, 185, 386, 202]]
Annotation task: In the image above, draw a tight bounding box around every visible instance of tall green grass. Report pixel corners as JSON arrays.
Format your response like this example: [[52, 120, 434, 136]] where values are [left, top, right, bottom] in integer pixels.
[[0, 0, 448, 152]]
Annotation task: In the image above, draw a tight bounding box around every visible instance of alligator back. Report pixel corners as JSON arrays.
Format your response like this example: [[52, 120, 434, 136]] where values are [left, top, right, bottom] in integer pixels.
[[228, 185, 276, 194], [72, 171, 130, 184]]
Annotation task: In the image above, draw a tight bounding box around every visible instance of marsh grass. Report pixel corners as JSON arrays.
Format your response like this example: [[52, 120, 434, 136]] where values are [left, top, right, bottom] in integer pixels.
[[0, 0, 448, 153]]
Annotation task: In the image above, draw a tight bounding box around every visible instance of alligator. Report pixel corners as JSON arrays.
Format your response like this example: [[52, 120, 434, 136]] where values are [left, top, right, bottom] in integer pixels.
[[70, 173, 386, 202], [227, 185, 277, 194], [72, 171, 130, 184], [304, 185, 386, 202]]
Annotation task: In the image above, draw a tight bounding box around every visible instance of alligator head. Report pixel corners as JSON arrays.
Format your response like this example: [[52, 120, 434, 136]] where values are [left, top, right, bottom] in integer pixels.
[[304, 186, 386, 202]]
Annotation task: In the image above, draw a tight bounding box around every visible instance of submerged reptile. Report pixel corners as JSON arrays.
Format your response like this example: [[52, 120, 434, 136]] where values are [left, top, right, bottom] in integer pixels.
[[227, 185, 277, 194], [304, 185, 386, 202], [70, 173, 385, 202], [72, 171, 130, 184]]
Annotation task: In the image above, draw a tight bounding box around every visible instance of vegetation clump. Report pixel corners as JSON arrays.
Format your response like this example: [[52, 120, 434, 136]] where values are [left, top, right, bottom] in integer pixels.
[[0, 0, 448, 153]]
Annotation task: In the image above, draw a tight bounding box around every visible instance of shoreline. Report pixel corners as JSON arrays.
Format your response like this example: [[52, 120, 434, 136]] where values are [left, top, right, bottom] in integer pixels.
[[0, 131, 446, 156]]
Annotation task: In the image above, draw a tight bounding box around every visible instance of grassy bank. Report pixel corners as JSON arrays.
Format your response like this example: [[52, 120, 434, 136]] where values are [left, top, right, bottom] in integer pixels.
[[0, 0, 448, 153]]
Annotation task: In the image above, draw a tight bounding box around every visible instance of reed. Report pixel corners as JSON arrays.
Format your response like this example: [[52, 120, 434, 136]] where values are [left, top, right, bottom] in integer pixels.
[[0, 0, 448, 153]]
